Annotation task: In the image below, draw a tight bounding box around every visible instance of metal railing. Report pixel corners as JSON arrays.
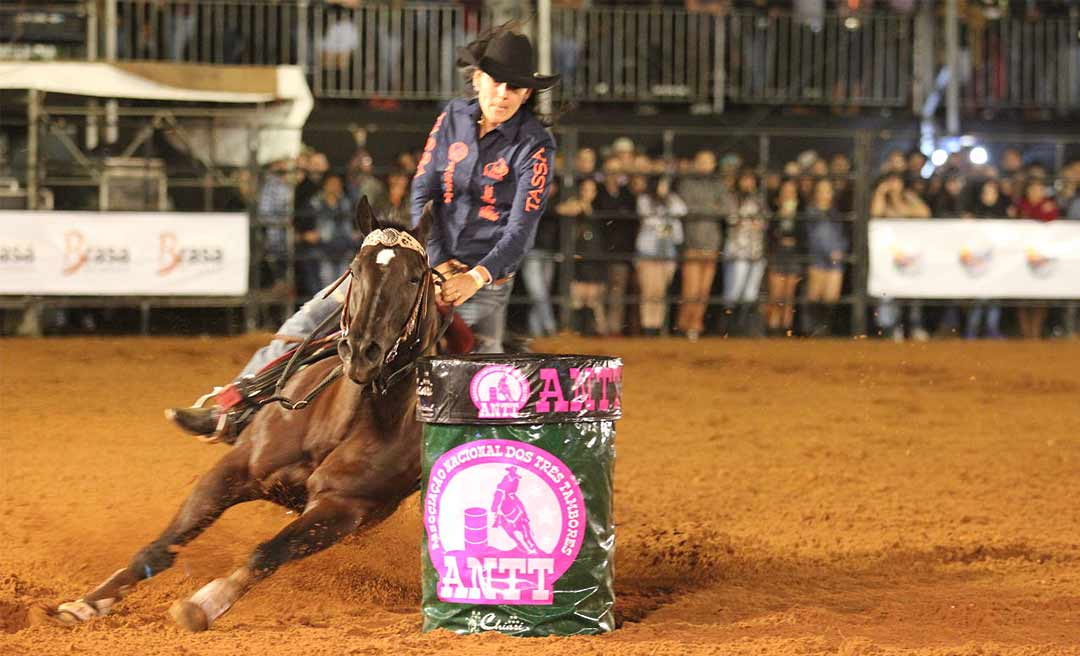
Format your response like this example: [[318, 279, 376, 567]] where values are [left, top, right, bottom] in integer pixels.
[[113, 0, 301, 65], [7, 2, 1080, 112], [724, 10, 913, 107], [311, 2, 486, 100], [959, 13, 1080, 111], [88, 2, 921, 109], [551, 8, 721, 107]]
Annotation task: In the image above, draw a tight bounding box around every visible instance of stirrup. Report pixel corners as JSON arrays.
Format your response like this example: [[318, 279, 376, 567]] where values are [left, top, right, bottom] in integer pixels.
[[187, 384, 246, 445]]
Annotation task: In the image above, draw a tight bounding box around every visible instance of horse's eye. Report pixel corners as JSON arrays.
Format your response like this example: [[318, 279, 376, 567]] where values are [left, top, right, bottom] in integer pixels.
[[409, 276, 421, 285]]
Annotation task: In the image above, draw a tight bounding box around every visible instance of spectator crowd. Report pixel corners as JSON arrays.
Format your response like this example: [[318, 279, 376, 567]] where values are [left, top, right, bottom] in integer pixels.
[[251, 129, 1080, 343]]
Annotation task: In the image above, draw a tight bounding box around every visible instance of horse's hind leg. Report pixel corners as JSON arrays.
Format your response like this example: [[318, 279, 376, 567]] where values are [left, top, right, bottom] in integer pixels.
[[170, 494, 378, 632], [57, 445, 258, 624]]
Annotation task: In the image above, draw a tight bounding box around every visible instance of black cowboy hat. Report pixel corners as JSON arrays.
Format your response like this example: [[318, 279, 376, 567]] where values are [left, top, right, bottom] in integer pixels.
[[457, 30, 560, 90]]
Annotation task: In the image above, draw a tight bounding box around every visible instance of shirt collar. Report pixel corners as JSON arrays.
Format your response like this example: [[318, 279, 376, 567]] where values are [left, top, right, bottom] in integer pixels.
[[467, 98, 525, 144]]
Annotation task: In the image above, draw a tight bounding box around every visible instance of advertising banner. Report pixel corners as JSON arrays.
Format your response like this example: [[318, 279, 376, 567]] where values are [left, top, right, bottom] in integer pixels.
[[869, 219, 1080, 299], [0, 211, 249, 296]]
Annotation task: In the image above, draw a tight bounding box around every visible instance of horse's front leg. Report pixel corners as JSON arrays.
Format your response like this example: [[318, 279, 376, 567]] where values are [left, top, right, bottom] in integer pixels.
[[56, 445, 259, 624], [170, 493, 379, 632]]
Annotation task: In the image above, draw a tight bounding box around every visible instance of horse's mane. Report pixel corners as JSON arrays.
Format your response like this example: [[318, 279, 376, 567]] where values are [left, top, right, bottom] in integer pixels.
[[369, 209, 419, 237]]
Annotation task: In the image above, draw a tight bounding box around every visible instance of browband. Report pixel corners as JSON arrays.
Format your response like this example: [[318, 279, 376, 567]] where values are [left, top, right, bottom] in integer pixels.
[[361, 228, 427, 258]]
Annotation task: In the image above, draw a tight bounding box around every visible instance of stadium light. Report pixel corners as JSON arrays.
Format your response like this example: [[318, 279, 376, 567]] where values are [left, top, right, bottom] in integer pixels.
[[969, 146, 989, 165], [931, 149, 948, 167]]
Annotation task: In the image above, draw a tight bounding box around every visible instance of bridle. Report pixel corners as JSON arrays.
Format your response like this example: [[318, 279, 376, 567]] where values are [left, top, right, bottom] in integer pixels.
[[267, 227, 454, 410]]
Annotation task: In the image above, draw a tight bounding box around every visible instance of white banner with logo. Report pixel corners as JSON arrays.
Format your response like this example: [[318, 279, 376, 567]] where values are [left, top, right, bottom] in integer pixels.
[[0, 211, 249, 296], [869, 219, 1080, 299]]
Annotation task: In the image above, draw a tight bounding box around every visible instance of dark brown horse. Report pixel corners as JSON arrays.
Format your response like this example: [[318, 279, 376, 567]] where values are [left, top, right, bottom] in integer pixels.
[[56, 199, 439, 632]]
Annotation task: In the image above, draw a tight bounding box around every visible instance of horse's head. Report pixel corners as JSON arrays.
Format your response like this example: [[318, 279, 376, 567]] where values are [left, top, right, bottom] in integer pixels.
[[337, 197, 436, 387]]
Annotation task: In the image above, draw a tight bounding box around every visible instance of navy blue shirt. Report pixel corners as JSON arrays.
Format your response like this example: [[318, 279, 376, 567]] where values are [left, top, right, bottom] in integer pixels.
[[410, 98, 557, 281]]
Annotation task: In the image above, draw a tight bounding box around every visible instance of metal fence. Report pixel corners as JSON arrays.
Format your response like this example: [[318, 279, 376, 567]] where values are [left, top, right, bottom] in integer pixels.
[[311, 2, 485, 100], [54, 2, 1076, 112], [959, 13, 1080, 111], [551, 7, 721, 107], [724, 10, 913, 108], [113, 0, 301, 65], [95, 1, 925, 110]]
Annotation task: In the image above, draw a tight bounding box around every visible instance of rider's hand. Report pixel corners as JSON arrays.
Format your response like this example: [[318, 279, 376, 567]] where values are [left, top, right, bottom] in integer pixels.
[[440, 266, 490, 307], [440, 272, 482, 307]]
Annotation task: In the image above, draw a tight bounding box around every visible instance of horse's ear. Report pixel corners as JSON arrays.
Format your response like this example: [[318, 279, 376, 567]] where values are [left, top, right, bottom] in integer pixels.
[[412, 200, 435, 246], [354, 195, 376, 236]]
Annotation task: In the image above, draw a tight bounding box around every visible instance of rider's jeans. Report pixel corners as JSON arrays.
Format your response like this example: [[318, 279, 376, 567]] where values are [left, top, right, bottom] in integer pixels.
[[454, 281, 513, 354]]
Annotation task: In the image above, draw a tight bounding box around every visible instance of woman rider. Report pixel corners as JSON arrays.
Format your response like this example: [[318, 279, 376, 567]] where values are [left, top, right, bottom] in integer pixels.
[[167, 25, 559, 440]]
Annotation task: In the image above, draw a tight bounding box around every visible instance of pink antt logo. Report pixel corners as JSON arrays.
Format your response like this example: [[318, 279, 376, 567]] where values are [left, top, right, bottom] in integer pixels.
[[470, 365, 530, 419], [425, 439, 585, 605]]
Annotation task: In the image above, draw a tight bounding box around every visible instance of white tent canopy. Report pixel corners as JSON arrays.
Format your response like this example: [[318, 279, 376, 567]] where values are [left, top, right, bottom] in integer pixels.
[[0, 61, 313, 165]]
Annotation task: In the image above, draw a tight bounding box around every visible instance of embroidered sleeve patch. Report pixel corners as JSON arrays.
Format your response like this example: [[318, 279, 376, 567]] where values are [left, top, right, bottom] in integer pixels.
[[415, 112, 446, 177], [524, 147, 549, 213]]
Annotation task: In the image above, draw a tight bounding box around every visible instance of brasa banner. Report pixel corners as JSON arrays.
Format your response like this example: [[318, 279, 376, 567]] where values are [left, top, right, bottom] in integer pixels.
[[417, 354, 621, 637], [0, 211, 248, 295], [869, 219, 1080, 299]]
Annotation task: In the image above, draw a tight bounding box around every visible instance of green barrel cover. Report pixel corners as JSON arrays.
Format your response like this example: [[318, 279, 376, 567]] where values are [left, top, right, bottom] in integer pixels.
[[416, 355, 622, 637]]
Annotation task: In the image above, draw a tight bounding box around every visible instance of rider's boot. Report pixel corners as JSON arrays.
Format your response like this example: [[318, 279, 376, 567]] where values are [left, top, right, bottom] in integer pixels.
[[166, 381, 255, 445]]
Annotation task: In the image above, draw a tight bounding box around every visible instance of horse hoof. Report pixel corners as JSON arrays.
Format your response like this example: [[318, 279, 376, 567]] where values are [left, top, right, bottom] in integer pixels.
[[56, 599, 100, 625], [169, 600, 209, 632]]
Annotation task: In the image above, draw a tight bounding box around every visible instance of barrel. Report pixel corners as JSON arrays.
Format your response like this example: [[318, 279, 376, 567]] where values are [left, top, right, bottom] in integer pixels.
[[417, 354, 622, 636]]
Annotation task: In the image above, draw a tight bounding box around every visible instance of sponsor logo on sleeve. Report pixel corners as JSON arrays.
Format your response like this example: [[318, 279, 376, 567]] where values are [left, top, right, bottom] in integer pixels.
[[443, 141, 469, 205], [524, 147, 548, 213]]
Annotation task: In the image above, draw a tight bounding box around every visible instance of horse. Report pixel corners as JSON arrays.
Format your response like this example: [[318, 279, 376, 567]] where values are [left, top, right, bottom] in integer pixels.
[[55, 198, 440, 632]]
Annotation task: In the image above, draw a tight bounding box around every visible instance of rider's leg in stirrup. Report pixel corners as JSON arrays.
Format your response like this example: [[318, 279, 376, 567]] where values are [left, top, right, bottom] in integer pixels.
[[167, 283, 347, 442]]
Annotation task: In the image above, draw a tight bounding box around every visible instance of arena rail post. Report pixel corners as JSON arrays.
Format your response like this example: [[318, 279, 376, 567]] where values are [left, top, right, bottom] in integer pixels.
[[851, 129, 873, 337], [417, 354, 621, 636]]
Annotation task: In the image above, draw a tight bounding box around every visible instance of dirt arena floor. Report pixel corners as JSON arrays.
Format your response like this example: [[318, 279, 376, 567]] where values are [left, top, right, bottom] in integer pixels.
[[1, 335, 1079, 655]]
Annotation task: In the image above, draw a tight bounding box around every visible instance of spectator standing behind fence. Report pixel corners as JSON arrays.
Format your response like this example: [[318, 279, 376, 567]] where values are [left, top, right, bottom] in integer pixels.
[[560, 178, 607, 336], [1061, 161, 1080, 219], [676, 150, 731, 341], [257, 159, 294, 291], [372, 168, 411, 226], [720, 169, 768, 337], [520, 178, 562, 338], [803, 178, 848, 337], [595, 158, 637, 336], [573, 147, 597, 180], [933, 172, 970, 218], [347, 149, 388, 210], [871, 172, 932, 341], [302, 173, 356, 291], [965, 179, 1009, 339], [829, 153, 855, 213], [320, 5, 360, 69], [635, 177, 686, 337], [765, 178, 802, 337], [933, 172, 971, 335], [1011, 178, 1060, 339]]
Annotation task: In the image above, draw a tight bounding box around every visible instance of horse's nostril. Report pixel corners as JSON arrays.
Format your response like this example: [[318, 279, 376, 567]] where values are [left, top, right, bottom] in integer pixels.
[[363, 342, 382, 363], [337, 340, 352, 362]]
